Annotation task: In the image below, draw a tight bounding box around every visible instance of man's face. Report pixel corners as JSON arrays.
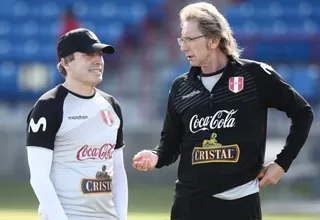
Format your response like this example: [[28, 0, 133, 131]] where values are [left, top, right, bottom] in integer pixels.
[[66, 51, 105, 86], [180, 20, 212, 67]]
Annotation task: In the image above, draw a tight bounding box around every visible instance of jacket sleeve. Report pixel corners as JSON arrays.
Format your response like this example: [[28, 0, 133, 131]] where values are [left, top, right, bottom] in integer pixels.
[[152, 80, 184, 168], [257, 63, 314, 172]]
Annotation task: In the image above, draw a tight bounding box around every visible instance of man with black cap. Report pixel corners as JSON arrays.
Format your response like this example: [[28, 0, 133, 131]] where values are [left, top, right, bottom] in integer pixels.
[[26, 28, 128, 220]]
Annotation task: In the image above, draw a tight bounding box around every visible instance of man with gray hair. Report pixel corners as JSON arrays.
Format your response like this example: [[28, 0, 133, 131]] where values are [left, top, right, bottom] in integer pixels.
[[133, 2, 313, 220]]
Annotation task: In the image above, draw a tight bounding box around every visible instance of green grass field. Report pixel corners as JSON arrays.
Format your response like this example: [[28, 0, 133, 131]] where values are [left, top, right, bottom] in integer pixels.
[[0, 182, 319, 220], [1, 211, 320, 220]]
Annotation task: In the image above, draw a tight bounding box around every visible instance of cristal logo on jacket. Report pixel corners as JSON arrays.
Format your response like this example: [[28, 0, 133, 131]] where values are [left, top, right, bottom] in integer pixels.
[[189, 109, 238, 133], [76, 144, 115, 161]]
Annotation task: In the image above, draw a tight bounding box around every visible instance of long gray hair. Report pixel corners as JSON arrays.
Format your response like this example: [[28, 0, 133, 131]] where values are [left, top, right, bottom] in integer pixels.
[[179, 2, 242, 58]]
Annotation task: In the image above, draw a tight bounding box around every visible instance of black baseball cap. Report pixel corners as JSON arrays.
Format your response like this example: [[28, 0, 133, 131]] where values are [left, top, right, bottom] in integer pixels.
[[57, 28, 115, 60]]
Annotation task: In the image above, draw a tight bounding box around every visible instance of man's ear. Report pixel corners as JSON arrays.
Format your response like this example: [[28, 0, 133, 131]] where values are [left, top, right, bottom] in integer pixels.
[[60, 58, 67, 68], [209, 37, 220, 49], [61, 58, 70, 70]]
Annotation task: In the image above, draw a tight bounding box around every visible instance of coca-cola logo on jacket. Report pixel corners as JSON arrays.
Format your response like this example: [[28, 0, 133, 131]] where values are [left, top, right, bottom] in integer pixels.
[[76, 144, 115, 161], [189, 109, 237, 133]]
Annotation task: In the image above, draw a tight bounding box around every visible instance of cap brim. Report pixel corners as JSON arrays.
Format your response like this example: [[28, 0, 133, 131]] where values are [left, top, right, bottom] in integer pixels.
[[83, 43, 115, 54]]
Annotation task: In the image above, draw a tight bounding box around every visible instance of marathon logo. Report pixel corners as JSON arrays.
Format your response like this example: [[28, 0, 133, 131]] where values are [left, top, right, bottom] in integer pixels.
[[68, 115, 88, 120], [182, 90, 201, 100], [192, 133, 240, 165], [80, 165, 112, 194]]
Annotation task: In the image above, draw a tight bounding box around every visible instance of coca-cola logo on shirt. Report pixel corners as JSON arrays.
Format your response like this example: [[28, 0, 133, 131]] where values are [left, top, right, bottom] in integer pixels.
[[76, 144, 115, 161], [189, 109, 238, 133]]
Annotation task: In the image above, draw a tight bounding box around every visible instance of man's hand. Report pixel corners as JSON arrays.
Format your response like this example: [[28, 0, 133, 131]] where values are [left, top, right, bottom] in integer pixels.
[[132, 150, 158, 171], [257, 162, 285, 188]]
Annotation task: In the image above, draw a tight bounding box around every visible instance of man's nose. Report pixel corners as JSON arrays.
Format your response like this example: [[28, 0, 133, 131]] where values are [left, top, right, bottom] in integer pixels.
[[93, 54, 103, 64], [180, 42, 189, 52]]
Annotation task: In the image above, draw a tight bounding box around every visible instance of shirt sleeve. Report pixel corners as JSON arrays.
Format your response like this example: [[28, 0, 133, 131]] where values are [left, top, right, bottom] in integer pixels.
[[152, 80, 184, 168], [26, 99, 61, 150], [113, 99, 125, 150], [27, 146, 68, 220], [257, 63, 314, 172], [112, 148, 128, 220]]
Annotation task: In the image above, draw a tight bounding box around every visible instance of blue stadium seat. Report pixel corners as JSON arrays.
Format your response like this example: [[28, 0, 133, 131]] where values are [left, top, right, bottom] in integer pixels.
[[255, 41, 312, 61], [0, 1, 14, 16], [290, 65, 319, 101], [0, 61, 19, 99], [0, 0, 165, 100], [274, 64, 294, 83]]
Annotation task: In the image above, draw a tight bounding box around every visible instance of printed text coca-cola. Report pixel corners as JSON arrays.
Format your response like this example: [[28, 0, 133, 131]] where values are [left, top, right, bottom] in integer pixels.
[[189, 109, 237, 133], [76, 144, 115, 161]]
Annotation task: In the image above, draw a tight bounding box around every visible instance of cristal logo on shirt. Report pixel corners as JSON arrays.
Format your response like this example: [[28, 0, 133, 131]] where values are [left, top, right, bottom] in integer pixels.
[[80, 165, 113, 194], [189, 109, 237, 133], [76, 144, 115, 161]]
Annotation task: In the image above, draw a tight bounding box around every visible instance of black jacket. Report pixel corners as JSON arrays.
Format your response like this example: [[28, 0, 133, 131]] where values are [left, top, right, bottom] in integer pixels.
[[153, 58, 314, 198]]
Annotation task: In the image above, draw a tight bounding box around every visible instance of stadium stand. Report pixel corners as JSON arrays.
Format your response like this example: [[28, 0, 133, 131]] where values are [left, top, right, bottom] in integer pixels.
[[0, 0, 319, 119]]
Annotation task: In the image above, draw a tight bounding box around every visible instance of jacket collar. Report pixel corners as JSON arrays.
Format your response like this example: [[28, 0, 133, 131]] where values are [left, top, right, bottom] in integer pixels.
[[187, 56, 244, 82]]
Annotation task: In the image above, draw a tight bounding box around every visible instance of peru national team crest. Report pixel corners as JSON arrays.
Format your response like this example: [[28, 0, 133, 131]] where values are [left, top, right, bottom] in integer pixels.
[[229, 76, 244, 93], [100, 109, 114, 126]]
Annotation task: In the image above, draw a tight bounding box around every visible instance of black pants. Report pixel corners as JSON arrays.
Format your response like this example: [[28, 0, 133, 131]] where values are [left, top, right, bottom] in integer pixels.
[[170, 193, 262, 220]]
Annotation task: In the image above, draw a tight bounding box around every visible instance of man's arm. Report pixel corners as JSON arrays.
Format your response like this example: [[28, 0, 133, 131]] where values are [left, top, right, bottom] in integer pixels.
[[112, 148, 128, 220], [26, 99, 67, 220], [27, 147, 68, 220], [258, 63, 314, 172], [112, 100, 128, 220], [152, 80, 184, 168]]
